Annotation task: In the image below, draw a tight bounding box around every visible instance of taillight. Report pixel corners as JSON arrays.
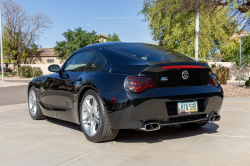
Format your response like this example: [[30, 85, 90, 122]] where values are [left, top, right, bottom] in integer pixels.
[[208, 74, 219, 87], [127, 77, 156, 93]]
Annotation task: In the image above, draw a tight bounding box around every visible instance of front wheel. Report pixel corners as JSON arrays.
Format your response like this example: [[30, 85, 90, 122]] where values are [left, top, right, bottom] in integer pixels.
[[28, 87, 46, 120], [80, 90, 119, 143]]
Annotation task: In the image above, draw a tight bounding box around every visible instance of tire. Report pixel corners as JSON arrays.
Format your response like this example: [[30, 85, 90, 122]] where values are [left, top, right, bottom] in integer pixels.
[[79, 89, 119, 143], [28, 87, 47, 120], [179, 121, 208, 128]]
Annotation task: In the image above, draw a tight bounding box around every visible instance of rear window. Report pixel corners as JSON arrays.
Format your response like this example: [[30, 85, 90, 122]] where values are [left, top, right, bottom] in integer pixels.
[[107, 43, 192, 62]]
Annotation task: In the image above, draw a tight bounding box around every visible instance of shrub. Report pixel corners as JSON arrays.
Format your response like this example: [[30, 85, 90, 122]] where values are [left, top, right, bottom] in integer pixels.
[[12, 68, 17, 75], [32, 67, 43, 77], [245, 77, 250, 86], [210, 63, 222, 69], [18, 66, 33, 78], [6, 68, 12, 73], [212, 66, 229, 84], [211, 64, 216, 69]]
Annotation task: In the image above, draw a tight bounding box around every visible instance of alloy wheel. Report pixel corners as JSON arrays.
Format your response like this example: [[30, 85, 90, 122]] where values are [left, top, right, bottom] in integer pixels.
[[82, 95, 100, 136], [29, 89, 37, 116]]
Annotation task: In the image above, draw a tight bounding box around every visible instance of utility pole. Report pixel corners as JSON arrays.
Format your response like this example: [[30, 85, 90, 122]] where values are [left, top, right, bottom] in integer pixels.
[[239, 36, 241, 86], [195, 10, 199, 61], [233, 32, 249, 86], [0, 0, 4, 82]]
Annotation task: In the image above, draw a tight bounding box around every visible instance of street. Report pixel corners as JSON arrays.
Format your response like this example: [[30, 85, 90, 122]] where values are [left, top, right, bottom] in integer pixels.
[[0, 86, 28, 106], [0, 96, 249, 165]]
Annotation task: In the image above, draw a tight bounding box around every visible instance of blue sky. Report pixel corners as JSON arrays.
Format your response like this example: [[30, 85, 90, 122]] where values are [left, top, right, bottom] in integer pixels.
[[14, 0, 154, 48]]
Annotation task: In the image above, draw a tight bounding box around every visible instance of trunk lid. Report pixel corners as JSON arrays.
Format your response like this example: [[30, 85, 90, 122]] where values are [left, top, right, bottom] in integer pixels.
[[140, 62, 211, 88]]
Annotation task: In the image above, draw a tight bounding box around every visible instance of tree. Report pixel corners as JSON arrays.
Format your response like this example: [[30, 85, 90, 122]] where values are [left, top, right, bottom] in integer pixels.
[[140, 0, 237, 59], [2, 0, 52, 72], [3, 27, 39, 64], [106, 33, 121, 42], [141, 0, 250, 30], [222, 35, 250, 67], [54, 27, 101, 61]]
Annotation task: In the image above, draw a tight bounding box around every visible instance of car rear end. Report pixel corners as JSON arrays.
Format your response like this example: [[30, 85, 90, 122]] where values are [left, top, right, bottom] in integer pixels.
[[101, 43, 223, 130], [123, 62, 222, 130]]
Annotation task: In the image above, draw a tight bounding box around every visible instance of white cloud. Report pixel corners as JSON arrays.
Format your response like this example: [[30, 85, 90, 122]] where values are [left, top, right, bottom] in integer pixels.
[[94, 16, 143, 20], [87, 24, 91, 26]]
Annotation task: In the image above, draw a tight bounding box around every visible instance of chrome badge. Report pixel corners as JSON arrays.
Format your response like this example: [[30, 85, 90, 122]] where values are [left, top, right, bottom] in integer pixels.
[[161, 77, 168, 81], [182, 70, 189, 80]]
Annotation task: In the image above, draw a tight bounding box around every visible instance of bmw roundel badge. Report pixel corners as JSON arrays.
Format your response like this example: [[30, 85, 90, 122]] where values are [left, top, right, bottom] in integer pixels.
[[182, 70, 189, 80]]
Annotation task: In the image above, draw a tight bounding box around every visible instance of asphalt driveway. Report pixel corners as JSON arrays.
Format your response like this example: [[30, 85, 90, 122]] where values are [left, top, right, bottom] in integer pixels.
[[0, 98, 249, 166], [0, 86, 28, 106]]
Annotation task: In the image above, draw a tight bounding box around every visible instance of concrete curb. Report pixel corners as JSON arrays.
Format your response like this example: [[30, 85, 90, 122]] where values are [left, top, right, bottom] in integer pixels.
[[0, 81, 28, 87]]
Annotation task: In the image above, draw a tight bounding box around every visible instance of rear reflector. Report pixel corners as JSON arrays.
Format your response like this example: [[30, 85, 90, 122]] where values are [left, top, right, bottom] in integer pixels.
[[127, 77, 155, 93], [162, 65, 204, 69], [110, 97, 116, 104]]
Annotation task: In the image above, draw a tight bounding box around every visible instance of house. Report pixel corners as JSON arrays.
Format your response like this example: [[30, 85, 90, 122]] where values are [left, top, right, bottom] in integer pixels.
[[22, 34, 111, 65], [98, 34, 110, 43], [22, 48, 62, 65]]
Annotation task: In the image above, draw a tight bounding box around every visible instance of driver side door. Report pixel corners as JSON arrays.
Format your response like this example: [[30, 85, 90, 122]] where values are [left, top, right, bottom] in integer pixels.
[[44, 51, 94, 121]]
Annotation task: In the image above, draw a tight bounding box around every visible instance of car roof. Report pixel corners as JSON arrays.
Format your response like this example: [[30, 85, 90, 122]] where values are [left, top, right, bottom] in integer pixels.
[[74, 42, 129, 53]]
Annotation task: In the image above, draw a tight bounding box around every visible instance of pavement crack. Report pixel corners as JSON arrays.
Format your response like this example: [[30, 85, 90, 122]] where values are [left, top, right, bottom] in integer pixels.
[[57, 141, 116, 166]]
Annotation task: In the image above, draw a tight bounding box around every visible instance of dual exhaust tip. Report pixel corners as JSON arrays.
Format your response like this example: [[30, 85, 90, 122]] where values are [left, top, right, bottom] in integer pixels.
[[209, 115, 220, 122], [140, 122, 161, 131], [140, 114, 221, 132]]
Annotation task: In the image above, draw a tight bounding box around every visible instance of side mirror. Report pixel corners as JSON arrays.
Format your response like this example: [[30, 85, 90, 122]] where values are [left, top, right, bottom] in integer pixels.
[[48, 64, 60, 73]]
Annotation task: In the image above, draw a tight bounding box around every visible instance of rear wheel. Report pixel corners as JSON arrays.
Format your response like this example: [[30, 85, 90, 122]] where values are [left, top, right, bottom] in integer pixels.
[[80, 90, 119, 143], [28, 87, 46, 120], [179, 121, 208, 128]]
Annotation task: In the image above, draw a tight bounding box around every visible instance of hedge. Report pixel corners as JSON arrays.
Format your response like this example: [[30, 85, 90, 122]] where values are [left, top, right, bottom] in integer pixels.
[[212, 66, 229, 84], [18, 66, 43, 78], [245, 77, 250, 86], [18, 66, 33, 78], [32, 67, 43, 77]]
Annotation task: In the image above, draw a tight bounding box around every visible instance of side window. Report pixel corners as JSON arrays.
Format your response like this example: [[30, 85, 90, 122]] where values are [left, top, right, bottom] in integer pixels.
[[85, 53, 106, 72], [64, 51, 93, 72]]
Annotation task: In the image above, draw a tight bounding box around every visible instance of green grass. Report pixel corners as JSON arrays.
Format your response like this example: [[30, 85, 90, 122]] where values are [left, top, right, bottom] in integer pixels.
[[0, 73, 11, 77]]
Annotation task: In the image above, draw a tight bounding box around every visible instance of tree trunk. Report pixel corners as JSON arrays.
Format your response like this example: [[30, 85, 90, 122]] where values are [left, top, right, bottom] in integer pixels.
[[14, 63, 18, 77]]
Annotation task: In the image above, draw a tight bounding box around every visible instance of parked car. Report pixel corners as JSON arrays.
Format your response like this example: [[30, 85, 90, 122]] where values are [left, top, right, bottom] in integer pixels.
[[27, 42, 223, 142]]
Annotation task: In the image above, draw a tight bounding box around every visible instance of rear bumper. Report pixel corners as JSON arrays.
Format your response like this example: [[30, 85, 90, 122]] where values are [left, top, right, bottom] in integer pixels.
[[101, 85, 223, 129]]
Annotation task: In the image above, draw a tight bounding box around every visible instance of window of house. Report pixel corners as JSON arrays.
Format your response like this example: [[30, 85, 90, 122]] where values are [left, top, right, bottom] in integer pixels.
[[47, 59, 54, 63]]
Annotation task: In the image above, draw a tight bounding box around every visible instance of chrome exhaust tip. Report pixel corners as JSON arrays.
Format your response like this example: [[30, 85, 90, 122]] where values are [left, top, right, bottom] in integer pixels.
[[140, 121, 161, 131], [209, 115, 221, 122]]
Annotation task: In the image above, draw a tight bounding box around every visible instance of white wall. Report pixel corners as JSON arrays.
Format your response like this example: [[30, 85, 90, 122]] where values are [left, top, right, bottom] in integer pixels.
[[208, 62, 250, 81], [21, 64, 63, 76]]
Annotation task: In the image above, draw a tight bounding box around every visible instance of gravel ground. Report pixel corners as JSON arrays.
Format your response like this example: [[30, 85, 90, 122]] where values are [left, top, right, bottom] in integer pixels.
[[221, 84, 250, 98]]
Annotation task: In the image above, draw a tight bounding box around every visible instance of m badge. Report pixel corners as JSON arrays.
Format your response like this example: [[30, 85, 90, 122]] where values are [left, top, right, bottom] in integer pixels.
[[161, 77, 168, 81]]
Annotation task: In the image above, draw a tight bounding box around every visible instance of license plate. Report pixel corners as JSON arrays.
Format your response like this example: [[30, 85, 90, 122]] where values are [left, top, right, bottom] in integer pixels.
[[178, 101, 198, 115]]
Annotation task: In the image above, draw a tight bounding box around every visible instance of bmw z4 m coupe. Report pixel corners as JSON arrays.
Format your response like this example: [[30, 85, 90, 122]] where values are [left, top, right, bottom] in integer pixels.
[[28, 42, 223, 142]]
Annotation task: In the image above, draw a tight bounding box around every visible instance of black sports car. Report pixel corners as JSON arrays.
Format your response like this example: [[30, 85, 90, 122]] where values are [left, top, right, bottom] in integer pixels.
[[28, 42, 223, 142]]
